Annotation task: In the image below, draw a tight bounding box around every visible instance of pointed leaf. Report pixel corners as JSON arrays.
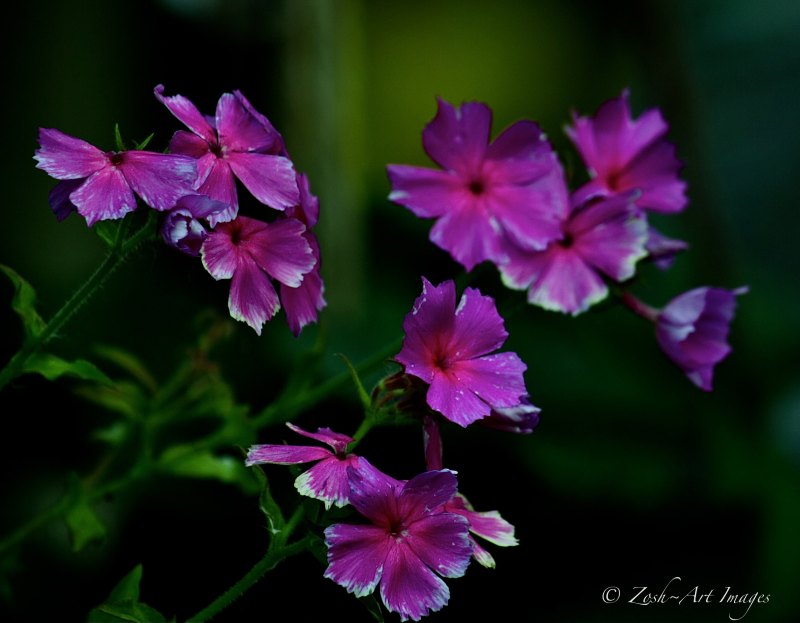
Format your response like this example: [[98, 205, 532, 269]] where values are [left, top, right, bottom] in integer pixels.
[[252, 465, 285, 535], [1, 264, 45, 339], [65, 498, 106, 552], [134, 133, 155, 151], [87, 565, 170, 623], [94, 220, 123, 248], [158, 447, 258, 493], [114, 124, 126, 152], [23, 353, 111, 384], [108, 565, 143, 603], [336, 353, 371, 410]]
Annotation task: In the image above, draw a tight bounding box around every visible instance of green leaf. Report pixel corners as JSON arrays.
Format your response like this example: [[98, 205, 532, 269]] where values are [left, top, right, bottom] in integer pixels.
[[252, 465, 285, 535], [336, 353, 371, 410], [94, 221, 123, 249], [94, 346, 158, 394], [108, 565, 143, 603], [134, 133, 155, 150], [23, 353, 111, 384], [359, 593, 386, 622], [113, 123, 126, 152], [158, 447, 258, 493], [65, 497, 106, 552], [87, 565, 170, 623], [1, 264, 45, 340]]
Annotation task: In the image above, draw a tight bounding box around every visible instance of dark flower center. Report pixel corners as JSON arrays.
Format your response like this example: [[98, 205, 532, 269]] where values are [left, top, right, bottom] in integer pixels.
[[559, 233, 574, 248], [468, 179, 485, 195], [109, 152, 124, 166], [210, 142, 224, 157]]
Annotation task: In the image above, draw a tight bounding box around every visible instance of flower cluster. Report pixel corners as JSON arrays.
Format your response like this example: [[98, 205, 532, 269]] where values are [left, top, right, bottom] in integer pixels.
[[247, 278, 530, 620], [34, 86, 325, 336], [388, 91, 746, 390]]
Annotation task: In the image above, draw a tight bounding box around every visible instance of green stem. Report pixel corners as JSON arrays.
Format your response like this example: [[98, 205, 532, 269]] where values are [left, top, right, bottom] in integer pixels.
[[185, 533, 315, 623], [0, 216, 155, 391], [252, 336, 402, 429]]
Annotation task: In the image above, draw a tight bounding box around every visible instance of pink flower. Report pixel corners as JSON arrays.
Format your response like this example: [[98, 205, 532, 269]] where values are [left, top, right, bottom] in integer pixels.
[[155, 85, 299, 225], [396, 278, 528, 427], [566, 90, 687, 214], [34, 128, 197, 226], [201, 215, 315, 335], [387, 98, 564, 271], [246, 423, 368, 509], [655, 287, 747, 391], [499, 192, 648, 315], [324, 461, 472, 621]]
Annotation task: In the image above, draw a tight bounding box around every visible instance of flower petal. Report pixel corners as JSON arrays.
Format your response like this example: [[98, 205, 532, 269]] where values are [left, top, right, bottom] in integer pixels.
[[446, 353, 527, 411], [201, 225, 241, 280], [245, 444, 332, 465], [119, 151, 197, 211], [422, 98, 491, 173], [216, 91, 283, 153], [396, 278, 458, 384], [295, 455, 359, 508], [285, 422, 353, 454], [427, 370, 492, 426], [449, 286, 508, 359], [70, 167, 137, 226], [570, 193, 648, 281], [346, 457, 404, 526], [226, 152, 299, 210], [386, 165, 462, 219], [281, 267, 325, 337], [168, 130, 212, 159], [481, 397, 541, 434], [197, 159, 239, 225], [447, 494, 518, 547], [324, 523, 390, 598], [428, 200, 503, 270], [48, 179, 82, 221], [34, 128, 106, 179], [245, 218, 314, 287], [399, 470, 459, 520], [228, 259, 280, 335], [404, 512, 472, 579], [154, 85, 216, 144], [379, 541, 451, 621], [422, 415, 443, 472]]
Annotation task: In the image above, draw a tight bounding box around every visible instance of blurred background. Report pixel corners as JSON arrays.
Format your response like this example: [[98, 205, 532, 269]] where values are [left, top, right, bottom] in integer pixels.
[[1, 0, 799, 621]]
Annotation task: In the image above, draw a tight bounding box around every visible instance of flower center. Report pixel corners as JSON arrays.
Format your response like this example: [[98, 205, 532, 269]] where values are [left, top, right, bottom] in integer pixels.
[[467, 179, 485, 196], [109, 152, 124, 167], [210, 142, 224, 158], [559, 232, 574, 249], [432, 351, 450, 371]]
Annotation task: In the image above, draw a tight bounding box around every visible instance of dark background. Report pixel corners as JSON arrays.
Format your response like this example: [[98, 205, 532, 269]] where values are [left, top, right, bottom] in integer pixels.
[[1, 1, 799, 621]]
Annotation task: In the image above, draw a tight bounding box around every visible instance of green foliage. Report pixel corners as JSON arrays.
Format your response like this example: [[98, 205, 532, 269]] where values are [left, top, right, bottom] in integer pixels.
[[1, 264, 45, 340], [64, 476, 106, 552], [158, 447, 258, 494], [87, 565, 172, 623], [252, 465, 286, 535], [23, 353, 111, 384]]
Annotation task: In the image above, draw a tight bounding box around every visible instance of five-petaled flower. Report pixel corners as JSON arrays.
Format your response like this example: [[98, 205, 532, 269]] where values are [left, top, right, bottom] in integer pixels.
[[387, 98, 564, 271], [396, 278, 528, 426], [566, 89, 687, 214], [34, 128, 197, 227], [499, 191, 648, 315], [246, 423, 367, 509], [155, 85, 299, 225], [324, 461, 473, 622], [201, 215, 315, 335]]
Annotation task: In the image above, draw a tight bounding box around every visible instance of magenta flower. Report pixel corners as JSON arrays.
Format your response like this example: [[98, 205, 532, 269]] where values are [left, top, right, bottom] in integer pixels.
[[396, 278, 528, 427], [34, 128, 197, 227], [155, 85, 299, 225], [655, 287, 747, 391], [445, 493, 518, 569], [499, 192, 648, 315], [565, 90, 687, 214], [161, 195, 229, 256], [324, 461, 472, 621], [246, 423, 366, 509], [387, 98, 565, 271], [201, 215, 315, 335], [278, 173, 326, 336]]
